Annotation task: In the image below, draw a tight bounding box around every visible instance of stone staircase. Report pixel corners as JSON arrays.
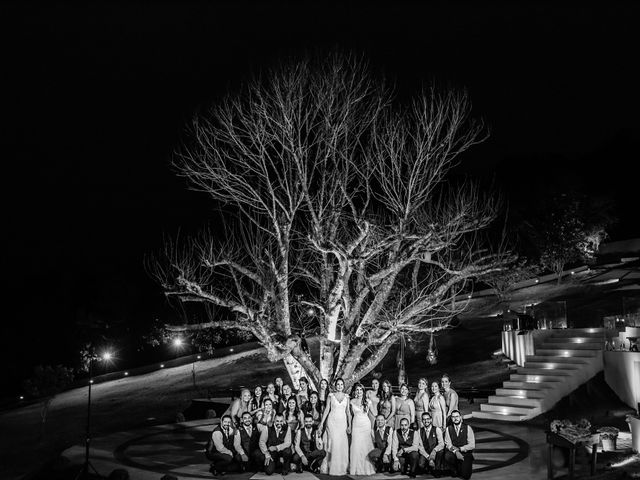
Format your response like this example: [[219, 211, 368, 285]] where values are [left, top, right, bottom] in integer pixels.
[[473, 328, 605, 421]]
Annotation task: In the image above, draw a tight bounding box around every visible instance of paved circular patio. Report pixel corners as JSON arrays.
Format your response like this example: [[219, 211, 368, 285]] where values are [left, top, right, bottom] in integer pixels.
[[62, 418, 544, 480]]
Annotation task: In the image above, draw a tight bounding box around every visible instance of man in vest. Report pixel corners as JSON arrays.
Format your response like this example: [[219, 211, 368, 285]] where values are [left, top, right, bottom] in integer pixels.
[[256, 413, 292, 475], [442, 374, 459, 426], [368, 414, 392, 472], [417, 412, 445, 476], [385, 417, 420, 477], [293, 413, 326, 473], [233, 412, 261, 472], [444, 410, 475, 479], [206, 415, 239, 475]]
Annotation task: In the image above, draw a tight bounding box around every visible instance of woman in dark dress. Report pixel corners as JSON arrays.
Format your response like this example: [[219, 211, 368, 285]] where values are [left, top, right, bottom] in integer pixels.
[[250, 385, 264, 415], [284, 396, 301, 432], [302, 390, 323, 427]]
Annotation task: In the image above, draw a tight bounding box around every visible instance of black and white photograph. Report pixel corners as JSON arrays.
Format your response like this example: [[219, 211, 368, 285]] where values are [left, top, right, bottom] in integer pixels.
[[2, 2, 639, 480]]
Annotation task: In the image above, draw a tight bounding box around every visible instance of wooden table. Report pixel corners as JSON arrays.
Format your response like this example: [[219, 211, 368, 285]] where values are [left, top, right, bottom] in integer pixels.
[[547, 431, 600, 479]]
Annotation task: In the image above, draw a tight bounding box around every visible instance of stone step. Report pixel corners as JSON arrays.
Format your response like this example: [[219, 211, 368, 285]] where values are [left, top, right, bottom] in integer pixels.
[[509, 373, 566, 383], [502, 380, 557, 390], [516, 367, 575, 376], [547, 328, 605, 336], [539, 342, 603, 351], [523, 361, 583, 370], [473, 410, 529, 422], [544, 335, 604, 343], [489, 395, 541, 407], [480, 402, 540, 416], [535, 348, 599, 357], [524, 355, 591, 364], [496, 387, 547, 398]]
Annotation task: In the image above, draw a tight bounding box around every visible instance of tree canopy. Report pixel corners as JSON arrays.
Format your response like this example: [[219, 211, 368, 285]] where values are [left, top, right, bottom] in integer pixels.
[[150, 54, 511, 389]]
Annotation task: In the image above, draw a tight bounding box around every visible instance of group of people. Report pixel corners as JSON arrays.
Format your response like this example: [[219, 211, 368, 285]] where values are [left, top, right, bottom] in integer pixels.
[[206, 374, 475, 479]]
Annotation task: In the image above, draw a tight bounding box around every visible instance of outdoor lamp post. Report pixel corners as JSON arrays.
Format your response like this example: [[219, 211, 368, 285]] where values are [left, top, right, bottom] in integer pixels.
[[172, 337, 183, 359], [76, 350, 113, 480]]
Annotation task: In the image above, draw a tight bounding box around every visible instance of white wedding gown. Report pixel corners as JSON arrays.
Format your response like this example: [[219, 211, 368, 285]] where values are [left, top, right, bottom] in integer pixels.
[[321, 393, 350, 475], [349, 401, 377, 475]]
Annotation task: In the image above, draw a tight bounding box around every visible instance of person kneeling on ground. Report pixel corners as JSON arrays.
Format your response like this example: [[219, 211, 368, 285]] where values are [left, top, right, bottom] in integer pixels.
[[293, 414, 326, 473], [443, 410, 475, 479], [233, 412, 261, 472], [369, 414, 392, 473], [417, 412, 445, 477], [256, 413, 292, 475], [385, 418, 420, 477], [206, 415, 240, 475]]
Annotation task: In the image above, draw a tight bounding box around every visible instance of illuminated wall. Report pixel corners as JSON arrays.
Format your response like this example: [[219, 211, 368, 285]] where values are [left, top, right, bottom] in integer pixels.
[[604, 351, 640, 411]]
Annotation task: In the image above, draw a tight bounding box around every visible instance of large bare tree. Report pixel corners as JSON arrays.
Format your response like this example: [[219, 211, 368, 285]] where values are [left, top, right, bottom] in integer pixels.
[[150, 55, 510, 390]]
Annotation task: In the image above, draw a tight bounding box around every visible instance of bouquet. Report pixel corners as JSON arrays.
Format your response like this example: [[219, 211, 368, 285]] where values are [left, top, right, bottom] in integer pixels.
[[549, 419, 592, 442]]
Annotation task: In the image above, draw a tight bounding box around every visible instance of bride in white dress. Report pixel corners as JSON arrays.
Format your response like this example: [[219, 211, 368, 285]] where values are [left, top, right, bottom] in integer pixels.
[[319, 378, 351, 475], [349, 383, 377, 475]]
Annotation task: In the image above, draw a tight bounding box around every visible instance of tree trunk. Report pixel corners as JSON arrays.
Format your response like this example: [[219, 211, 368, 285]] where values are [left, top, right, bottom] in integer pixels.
[[282, 354, 313, 391], [319, 339, 335, 381]]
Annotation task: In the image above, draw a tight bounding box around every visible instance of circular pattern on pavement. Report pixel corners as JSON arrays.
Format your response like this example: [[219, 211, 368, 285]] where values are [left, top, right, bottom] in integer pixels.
[[113, 423, 529, 478]]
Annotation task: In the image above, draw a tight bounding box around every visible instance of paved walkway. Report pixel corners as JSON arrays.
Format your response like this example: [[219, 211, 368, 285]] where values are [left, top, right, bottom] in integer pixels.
[[61, 418, 554, 480]]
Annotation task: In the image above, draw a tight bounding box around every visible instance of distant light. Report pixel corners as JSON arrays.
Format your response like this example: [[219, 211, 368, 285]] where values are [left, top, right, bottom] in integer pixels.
[[306, 308, 315, 316], [563, 351, 569, 356], [535, 279, 539, 283], [102, 352, 112, 361], [229, 348, 234, 352], [124, 372, 129, 376], [90, 379, 94, 384], [197, 355, 201, 360], [571, 271, 575, 275], [467, 295, 472, 299], [173, 338, 183, 347], [575, 338, 583, 343], [19, 396, 24, 400], [588, 328, 595, 333], [160, 364, 164, 368]]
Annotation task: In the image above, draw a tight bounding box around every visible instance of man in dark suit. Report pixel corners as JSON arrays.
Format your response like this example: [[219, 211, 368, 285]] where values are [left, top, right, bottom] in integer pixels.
[[417, 412, 445, 476], [293, 414, 326, 473], [368, 414, 392, 472], [444, 410, 475, 479], [386, 418, 420, 477], [206, 415, 240, 475], [256, 413, 292, 475], [233, 412, 261, 472]]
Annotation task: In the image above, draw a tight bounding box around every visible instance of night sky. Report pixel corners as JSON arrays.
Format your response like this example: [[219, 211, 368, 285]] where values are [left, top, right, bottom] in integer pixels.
[[2, 2, 639, 395]]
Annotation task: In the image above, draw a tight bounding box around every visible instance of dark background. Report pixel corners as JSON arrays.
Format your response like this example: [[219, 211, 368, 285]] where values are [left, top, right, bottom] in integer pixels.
[[2, 1, 639, 395]]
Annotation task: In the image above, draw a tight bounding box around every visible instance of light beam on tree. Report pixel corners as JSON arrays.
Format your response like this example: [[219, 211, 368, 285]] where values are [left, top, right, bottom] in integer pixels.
[[149, 53, 513, 390]]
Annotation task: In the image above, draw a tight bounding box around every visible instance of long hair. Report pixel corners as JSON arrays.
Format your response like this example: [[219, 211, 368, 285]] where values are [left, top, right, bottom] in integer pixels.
[[303, 391, 322, 418], [251, 385, 264, 410], [284, 397, 300, 419], [380, 379, 393, 401], [353, 383, 368, 409], [239, 388, 252, 409]]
